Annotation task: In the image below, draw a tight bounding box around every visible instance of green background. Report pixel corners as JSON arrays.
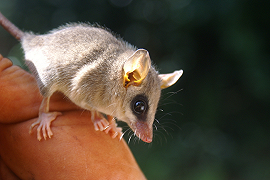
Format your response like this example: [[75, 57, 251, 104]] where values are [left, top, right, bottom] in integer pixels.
[[1, 0, 269, 179]]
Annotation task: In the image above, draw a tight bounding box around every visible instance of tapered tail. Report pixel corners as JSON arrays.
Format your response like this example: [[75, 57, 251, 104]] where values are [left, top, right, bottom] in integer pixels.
[[0, 12, 24, 41]]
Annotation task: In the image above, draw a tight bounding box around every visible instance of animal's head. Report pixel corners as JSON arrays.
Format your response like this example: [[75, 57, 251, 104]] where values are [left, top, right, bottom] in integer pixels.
[[121, 49, 183, 143]]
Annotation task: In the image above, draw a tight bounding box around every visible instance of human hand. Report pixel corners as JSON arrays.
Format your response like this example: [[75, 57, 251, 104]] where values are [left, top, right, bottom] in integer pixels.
[[0, 54, 146, 180]]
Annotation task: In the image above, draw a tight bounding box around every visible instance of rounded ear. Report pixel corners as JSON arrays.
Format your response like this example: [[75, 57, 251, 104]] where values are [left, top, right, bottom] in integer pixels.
[[159, 70, 183, 89], [123, 49, 151, 88]]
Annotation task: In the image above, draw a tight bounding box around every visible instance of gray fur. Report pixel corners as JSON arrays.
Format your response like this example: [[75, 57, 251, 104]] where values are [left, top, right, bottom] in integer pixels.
[[21, 24, 161, 139], [0, 13, 182, 142]]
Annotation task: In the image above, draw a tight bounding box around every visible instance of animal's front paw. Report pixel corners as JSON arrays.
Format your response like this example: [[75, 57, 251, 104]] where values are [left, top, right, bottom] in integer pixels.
[[93, 119, 110, 131], [91, 111, 109, 131], [105, 116, 123, 139], [29, 112, 62, 141]]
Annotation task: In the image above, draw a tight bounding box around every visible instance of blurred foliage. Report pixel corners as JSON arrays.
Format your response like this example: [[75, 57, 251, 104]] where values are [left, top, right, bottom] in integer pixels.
[[1, 0, 270, 179]]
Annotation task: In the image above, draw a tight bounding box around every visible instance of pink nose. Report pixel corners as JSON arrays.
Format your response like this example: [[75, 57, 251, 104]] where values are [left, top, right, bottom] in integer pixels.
[[134, 121, 153, 143], [141, 136, 152, 143]]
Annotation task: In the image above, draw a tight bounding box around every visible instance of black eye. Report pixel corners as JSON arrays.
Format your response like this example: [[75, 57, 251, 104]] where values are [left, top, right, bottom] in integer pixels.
[[131, 95, 149, 120], [133, 100, 146, 115]]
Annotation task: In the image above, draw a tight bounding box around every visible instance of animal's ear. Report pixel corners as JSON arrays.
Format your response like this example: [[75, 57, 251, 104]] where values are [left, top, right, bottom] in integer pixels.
[[159, 70, 183, 89], [123, 49, 151, 88]]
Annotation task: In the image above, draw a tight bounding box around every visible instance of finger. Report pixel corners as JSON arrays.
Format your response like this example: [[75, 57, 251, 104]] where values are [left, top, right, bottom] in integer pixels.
[[0, 55, 13, 72]]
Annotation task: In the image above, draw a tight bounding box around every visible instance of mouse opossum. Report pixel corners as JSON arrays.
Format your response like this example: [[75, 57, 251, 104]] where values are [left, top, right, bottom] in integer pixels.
[[0, 12, 183, 143]]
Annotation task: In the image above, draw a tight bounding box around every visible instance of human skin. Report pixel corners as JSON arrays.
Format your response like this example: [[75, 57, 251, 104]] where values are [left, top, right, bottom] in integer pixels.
[[0, 54, 146, 180]]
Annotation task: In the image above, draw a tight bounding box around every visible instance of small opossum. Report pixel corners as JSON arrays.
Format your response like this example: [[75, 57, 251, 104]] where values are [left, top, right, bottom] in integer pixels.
[[0, 12, 183, 143]]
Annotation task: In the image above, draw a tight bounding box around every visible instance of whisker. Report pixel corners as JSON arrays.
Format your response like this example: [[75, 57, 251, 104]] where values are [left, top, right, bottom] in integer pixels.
[[156, 112, 173, 121], [153, 116, 182, 143], [166, 88, 183, 95], [128, 134, 132, 144], [106, 102, 117, 108], [161, 89, 183, 101], [159, 124, 169, 135], [153, 133, 163, 145], [132, 130, 140, 144], [158, 101, 183, 107], [160, 121, 182, 131], [110, 109, 117, 116], [127, 130, 134, 144], [120, 128, 130, 140], [106, 103, 118, 115], [153, 123, 158, 131], [122, 128, 131, 135], [156, 111, 183, 120], [120, 133, 124, 141], [133, 136, 140, 144]]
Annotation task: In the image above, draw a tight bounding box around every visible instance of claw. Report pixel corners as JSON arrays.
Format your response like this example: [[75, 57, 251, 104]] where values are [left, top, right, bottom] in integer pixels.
[[90, 111, 123, 140], [29, 112, 62, 141], [112, 132, 118, 139], [91, 111, 109, 131], [29, 121, 40, 134], [106, 116, 123, 140], [104, 126, 111, 134]]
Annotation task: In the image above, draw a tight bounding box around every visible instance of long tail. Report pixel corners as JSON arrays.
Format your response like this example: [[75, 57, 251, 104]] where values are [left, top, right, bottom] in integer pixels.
[[0, 12, 24, 41]]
